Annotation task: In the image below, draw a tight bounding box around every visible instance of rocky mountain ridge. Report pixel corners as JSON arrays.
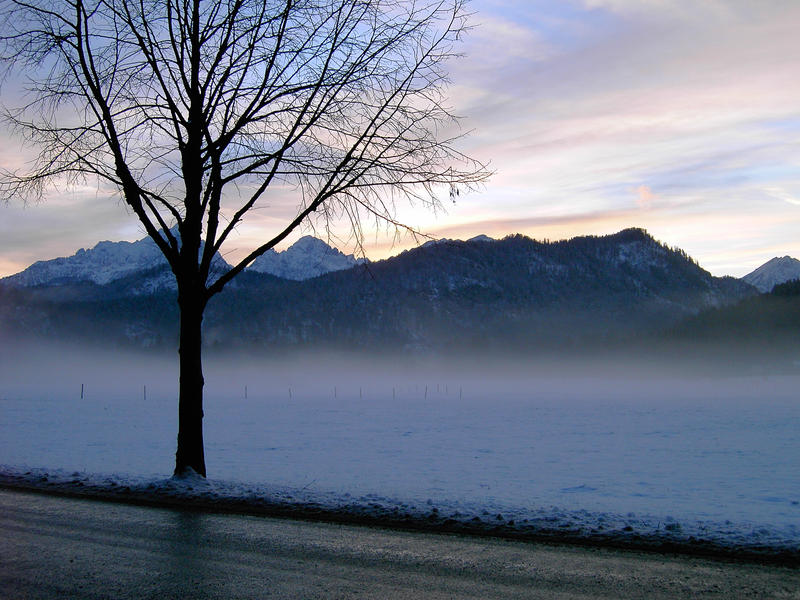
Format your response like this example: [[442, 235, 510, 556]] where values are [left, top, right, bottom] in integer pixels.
[[4, 235, 170, 287], [2, 229, 232, 291]]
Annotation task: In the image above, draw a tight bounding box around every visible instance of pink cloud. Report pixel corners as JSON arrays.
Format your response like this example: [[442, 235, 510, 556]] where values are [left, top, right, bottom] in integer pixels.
[[634, 185, 656, 209]]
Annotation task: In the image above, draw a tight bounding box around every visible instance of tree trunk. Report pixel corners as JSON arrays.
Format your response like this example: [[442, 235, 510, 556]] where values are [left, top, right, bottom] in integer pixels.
[[174, 289, 207, 477]]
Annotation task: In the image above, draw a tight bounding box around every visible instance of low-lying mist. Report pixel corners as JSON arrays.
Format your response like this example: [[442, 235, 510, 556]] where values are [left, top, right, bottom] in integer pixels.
[[2, 339, 797, 405]]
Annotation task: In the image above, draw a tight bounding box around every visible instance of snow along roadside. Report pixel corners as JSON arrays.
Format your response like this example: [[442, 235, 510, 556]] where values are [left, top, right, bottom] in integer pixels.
[[1, 465, 798, 565]]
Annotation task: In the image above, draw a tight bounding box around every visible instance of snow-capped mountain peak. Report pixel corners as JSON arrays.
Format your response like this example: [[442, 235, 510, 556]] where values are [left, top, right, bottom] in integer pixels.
[[741, 256, 800, 292], [290, 235, 335, 253], [248, 235, 364, 280]]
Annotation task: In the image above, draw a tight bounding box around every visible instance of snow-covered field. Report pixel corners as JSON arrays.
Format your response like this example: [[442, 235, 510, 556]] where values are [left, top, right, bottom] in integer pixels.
[[1, 350, 798, 551]]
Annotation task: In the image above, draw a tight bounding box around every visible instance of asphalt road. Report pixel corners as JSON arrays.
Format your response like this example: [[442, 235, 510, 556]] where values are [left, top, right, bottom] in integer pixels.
[[1, 489, 798, 599]]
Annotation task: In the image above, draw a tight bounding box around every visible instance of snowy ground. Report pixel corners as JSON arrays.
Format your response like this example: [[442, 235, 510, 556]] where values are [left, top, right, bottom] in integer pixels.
[[1, 350, 799, 555]]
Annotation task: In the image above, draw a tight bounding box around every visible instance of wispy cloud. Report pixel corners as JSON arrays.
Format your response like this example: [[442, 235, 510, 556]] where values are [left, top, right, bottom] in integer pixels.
[[429, 0, 800, 273]]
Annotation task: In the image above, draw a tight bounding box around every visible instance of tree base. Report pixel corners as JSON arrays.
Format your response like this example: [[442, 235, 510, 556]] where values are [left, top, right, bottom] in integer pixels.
[[172, 465, 207, 480]]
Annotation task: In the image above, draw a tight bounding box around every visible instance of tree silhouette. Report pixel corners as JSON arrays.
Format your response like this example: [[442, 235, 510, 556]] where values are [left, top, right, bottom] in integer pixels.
[[0, 0, 487, 476]]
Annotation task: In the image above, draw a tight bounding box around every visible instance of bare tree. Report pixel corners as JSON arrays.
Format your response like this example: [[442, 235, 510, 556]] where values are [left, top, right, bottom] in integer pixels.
[[0, 0, 488, 477]]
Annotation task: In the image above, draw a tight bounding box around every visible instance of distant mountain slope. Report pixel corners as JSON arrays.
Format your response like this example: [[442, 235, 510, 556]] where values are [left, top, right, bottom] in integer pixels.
[[1, 228, 757, 354], [742, 256, 800, 292], [248, 235, 364, 280]]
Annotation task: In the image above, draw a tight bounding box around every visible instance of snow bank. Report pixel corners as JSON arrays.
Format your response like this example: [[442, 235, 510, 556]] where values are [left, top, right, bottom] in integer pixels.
[[1, 465, 797, 562]]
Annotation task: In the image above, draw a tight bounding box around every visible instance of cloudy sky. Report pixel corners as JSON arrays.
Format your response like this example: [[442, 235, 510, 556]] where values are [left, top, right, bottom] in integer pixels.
[[2, 0, 799, 277]]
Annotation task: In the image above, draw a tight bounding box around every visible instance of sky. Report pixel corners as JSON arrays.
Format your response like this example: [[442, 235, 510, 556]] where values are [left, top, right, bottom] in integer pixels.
[[1, 0, 799, 278]]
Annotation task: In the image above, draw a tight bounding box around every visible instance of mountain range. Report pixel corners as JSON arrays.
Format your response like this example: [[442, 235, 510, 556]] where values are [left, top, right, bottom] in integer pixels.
[[4, 228, 797, 294], [5, 227, 790, 357], [2, 231, 366, 291]]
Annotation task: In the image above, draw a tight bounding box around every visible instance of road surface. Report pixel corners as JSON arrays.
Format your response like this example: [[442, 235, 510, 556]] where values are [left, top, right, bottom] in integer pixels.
[[1, 489, 798, 599]]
